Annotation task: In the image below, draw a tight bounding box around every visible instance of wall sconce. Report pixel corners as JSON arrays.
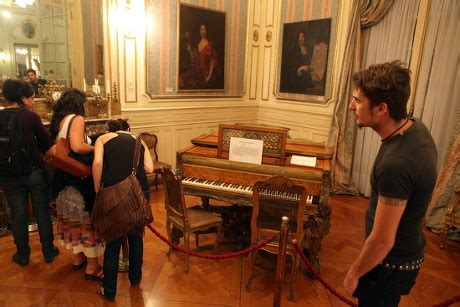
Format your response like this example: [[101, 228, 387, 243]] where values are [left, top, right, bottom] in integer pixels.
[[117, 0, 145, 38], [13, 0, 35, 8], [0, 48, 7, 63]]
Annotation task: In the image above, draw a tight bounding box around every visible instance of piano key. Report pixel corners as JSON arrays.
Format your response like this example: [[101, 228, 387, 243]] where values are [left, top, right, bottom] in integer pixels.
[[182, 177, 319, 204]]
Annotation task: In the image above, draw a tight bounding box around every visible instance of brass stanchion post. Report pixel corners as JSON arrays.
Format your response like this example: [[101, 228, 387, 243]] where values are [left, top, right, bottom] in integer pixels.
[[273, 216, 289, 307]]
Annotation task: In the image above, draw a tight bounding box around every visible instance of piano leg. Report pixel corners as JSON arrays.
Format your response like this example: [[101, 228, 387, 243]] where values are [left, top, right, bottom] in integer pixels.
[[304, 216, 331, 278], [200, 196, 210, 210]]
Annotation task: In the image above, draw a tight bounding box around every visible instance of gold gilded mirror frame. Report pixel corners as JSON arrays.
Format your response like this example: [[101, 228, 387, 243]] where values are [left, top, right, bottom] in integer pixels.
[[272, 0, 341, 105], [0, 1, 108, 94]]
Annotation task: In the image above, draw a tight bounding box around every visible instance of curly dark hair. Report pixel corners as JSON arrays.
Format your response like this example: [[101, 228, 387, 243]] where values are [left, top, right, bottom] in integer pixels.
[[107, 119, 130, 132], [49, 88, 87, 144], [2, 79, 34, 107], [352, 61, 411, 121]]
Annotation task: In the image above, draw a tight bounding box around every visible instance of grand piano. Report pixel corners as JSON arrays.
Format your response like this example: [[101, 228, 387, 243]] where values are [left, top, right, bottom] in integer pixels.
[[175, 124, 332, 271]]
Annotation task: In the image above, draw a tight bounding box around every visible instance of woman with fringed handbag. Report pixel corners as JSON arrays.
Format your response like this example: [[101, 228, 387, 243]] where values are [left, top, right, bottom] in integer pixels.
[[91, 120, 154, 302]]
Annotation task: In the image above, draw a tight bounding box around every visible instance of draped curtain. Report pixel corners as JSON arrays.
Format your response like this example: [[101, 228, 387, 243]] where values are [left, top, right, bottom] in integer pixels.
[[351, 0, 420, 196], [329, 0, 394, 194], [418, 0, 460, 240]]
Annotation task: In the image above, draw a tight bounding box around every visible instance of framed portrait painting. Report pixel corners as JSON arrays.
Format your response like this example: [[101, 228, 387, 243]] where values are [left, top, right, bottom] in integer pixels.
[[178, 4, 225, 91], [279, 18, 331, 96]]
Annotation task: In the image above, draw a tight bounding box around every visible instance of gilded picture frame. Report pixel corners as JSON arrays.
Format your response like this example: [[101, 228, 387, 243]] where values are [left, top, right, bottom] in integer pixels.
[[177, 4, 225, 92], [279, 18, 332, 96]]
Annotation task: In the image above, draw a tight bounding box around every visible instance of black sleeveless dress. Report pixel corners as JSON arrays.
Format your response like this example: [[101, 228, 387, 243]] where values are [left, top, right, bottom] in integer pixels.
[[101, 133, 149, 199]]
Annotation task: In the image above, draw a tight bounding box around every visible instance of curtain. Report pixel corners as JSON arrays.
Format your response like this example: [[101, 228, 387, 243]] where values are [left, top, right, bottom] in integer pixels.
[[413, 0, 460, 170], [418, 0, 460, 240], [351, 0, 420, 196], [329, 0, 394, 194]]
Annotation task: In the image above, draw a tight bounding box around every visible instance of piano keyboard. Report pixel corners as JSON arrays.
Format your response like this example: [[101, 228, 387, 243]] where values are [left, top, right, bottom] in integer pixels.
[[182, 177, 319, 204]]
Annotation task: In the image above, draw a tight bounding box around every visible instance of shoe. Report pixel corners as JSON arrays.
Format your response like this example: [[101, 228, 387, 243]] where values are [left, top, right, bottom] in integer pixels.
[[72, 258, 87, 270], [44, 247, 59, 263], [12, 253, 29, 267], [130, 273, 142, 287], [98, 286, 115, 302], [85, 266, 104, 282]]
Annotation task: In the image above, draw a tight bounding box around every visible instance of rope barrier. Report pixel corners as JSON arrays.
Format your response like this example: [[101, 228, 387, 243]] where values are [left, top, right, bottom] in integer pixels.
[[433, 295, 460, 307], [146, 224, 275, 259], [49, 203, 459, 306], [292, 241, 358, 307]]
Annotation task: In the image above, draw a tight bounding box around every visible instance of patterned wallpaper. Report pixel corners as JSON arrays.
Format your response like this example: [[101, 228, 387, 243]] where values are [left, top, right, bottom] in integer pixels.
[[145, 0, 248, 97]]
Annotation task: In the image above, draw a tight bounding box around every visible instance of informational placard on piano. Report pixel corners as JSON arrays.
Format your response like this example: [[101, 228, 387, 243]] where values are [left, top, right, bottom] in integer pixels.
[[290, 155, 317, 167], [229, 137, 263, 165]]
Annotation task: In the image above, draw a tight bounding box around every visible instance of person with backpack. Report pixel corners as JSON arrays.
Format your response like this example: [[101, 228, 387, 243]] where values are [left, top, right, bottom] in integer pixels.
[[0, 79, 58, 266]]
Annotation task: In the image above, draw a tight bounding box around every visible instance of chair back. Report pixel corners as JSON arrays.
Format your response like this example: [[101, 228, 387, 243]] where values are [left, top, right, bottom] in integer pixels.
[[251, 176, 306, 242], [139, 132, 159, 162], [161, 168, 187, 220]]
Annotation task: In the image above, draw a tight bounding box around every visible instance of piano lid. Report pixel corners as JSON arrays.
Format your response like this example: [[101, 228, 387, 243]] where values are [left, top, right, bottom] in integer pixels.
[[191, 134, 333, 160]]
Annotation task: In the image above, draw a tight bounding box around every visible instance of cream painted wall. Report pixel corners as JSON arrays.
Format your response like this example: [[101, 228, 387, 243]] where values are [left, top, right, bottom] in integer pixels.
[[103, 0, 356, 169]]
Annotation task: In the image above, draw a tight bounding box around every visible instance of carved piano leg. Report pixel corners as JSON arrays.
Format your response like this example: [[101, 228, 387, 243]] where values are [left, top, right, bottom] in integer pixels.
[[304, 215, 331, 278], [201, 196, 210, 210]]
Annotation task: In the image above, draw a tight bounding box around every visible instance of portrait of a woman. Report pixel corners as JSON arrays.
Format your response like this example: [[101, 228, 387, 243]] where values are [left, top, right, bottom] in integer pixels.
[[178, 4, 225, 91]]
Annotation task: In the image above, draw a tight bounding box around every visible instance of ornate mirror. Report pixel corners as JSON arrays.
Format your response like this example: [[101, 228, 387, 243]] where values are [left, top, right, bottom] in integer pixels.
[[0, 0, 105, 94]]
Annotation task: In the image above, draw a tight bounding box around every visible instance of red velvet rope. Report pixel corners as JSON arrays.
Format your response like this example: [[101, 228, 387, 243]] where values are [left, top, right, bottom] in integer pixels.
[[50, 204, 275, 257], [433, 295, 460, 307], [146, 224, 275, 259], [49, 204, 459, 306], [292, 241, 358, 307]]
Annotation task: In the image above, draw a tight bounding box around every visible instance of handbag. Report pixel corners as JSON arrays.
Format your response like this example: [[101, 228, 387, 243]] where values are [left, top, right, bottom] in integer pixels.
[[91, 137, 153, 242], [43, 116, 92, 179]]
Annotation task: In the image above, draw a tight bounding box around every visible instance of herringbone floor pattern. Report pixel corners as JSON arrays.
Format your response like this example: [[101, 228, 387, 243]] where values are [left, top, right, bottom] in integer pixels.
[[0, 189, 458, 306]]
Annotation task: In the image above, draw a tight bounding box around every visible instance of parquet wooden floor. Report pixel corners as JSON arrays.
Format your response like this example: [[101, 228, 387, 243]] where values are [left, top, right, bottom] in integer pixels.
[[0, 189, 458, 306]]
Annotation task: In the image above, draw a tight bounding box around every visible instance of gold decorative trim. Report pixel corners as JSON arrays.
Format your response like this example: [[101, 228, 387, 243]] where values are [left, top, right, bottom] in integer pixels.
[[253, 29, 259, 42], [265, 30, 272, 42], [38, 80, 65, 104]]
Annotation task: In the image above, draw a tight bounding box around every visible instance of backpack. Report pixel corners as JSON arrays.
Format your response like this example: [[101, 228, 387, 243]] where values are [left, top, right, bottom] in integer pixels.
[[0, 108, 35, 177]]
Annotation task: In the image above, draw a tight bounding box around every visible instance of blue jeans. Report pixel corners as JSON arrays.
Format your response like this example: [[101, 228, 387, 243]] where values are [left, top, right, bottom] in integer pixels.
[[2, 167, 55, 258], [353, 265, 420, 307], [102, 234, 143, 300]]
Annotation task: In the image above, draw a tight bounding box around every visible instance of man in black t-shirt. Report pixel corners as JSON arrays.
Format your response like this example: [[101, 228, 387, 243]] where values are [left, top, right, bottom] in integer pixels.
[[25, 69, 47, 94], [344, 61, 438, 306]]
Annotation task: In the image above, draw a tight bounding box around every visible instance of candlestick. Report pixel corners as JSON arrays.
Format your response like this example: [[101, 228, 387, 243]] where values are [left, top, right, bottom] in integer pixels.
[[83, 78, 86, 92]]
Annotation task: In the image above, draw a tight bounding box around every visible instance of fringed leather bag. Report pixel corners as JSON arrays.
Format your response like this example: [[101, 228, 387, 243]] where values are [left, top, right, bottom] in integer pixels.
[[91, 138, 153, 242]]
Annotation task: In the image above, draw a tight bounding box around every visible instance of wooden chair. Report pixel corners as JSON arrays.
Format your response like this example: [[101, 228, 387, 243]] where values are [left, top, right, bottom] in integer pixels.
[[138, 132, 171, 190], [245, 176, 307, 301], [161, 167, 223, 273]]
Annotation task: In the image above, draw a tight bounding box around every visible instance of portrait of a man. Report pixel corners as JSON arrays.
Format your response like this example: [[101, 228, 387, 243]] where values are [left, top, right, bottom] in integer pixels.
[[279, 18, 331, 96], [178, 4, 225, 91]]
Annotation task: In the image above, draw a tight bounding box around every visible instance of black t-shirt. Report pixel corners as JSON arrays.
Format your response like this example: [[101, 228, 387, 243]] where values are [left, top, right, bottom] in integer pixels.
[[366, 118, 438, 263]]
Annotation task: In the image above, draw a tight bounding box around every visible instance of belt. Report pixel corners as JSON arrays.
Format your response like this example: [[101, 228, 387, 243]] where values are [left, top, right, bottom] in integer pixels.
[[380, 257, 424, 271]]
